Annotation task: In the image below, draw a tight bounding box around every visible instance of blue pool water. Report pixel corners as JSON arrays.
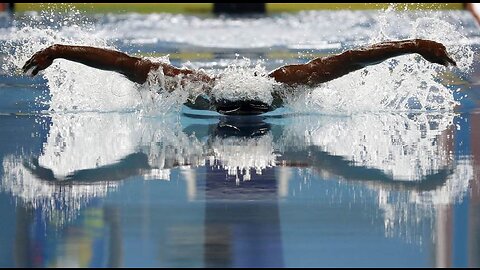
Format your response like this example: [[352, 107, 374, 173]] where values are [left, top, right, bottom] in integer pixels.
[[1, 7, 480, 267]]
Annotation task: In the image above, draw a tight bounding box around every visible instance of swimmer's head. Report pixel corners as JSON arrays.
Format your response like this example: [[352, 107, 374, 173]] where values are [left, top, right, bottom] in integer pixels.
[[214, 99, 272, 115]]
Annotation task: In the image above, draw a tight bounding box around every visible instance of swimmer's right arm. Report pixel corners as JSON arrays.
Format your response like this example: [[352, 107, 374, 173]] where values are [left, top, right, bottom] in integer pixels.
[[22, 44, 214, 84]]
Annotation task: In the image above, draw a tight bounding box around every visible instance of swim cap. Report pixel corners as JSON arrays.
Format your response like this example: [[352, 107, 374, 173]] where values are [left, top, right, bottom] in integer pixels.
[[215, 99, 272, 115]]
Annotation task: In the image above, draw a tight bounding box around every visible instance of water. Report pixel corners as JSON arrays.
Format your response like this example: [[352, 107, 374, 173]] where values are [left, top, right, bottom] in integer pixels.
[[1, 6, 480, 267]]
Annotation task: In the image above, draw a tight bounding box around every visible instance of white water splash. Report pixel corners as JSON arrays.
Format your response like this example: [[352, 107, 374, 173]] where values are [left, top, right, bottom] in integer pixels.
[[1, 9, 143, 113], [211, 58, 278, 105], [1, 7, 476, 114], [282, 6, 476, 114], [285, 57, 459, 114]]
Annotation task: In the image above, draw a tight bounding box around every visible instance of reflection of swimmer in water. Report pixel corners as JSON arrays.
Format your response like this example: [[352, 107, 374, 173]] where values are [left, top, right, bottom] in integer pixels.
[[22, 39, 456, 115], [22, 117, 454, 192]]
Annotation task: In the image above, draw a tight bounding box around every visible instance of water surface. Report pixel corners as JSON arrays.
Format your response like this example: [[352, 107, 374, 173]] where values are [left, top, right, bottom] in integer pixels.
[[0, 7, 480, 267]]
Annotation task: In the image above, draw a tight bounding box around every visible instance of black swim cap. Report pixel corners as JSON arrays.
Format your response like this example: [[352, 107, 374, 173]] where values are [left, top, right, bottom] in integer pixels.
[[215, 99, 272, 115]]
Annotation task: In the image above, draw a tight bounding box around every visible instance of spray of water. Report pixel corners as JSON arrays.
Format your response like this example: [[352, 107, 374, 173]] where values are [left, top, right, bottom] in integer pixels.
[[286, 6, 475, 114], [0, 5, 476, 115], [211, 57, 278, 105]]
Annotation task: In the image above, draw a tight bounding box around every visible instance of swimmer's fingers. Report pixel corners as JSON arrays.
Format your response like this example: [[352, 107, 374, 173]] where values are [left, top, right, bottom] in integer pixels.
[[22, 54, 42, 76], [31, 66, 41, 76], [444, 54, 456, 67], [22, 62, 40, 77], [436, 44, 457, 67], [21, 50, 53, 76], [21, 56, 35, 73], [432, 52, 457, 67], [416, 40, 457, 67]]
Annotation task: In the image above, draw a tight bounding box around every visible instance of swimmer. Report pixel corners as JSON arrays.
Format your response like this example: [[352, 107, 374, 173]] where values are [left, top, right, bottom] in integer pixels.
[[22, 39, 456, 115]]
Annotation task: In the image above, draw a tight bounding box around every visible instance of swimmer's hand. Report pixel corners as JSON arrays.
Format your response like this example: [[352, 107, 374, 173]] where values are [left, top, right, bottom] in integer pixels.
[[415, 39, 457, 67], [22, 46, 55, 76]]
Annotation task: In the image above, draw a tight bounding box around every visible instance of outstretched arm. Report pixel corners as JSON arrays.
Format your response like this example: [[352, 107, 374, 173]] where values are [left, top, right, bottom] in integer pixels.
[[22, 44, 213, 84], [268, 39, 457, 87]]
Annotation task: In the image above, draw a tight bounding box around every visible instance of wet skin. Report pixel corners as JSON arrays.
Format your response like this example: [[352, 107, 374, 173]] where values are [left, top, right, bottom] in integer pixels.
[[22, 39, 456, 115]]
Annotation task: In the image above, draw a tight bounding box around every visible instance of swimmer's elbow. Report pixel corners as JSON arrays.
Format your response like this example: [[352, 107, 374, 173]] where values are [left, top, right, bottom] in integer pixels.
[[124, 59, 157, 84]]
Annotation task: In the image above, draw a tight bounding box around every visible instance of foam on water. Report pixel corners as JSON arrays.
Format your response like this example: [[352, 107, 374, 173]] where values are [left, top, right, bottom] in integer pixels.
[[0, 5, 477, 114], [285, 7, 476, 114], [136, 62, 190, 114], [2, 9, 144, 113], [211, 58, 278, 105]]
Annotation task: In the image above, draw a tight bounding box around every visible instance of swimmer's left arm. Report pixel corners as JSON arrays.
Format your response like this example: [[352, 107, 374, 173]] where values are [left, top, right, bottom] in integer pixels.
[[269, 39, 456, 87]]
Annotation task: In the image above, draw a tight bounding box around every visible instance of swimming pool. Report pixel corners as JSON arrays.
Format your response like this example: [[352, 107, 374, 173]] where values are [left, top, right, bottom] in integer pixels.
[[0, 6, 480, 267]]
